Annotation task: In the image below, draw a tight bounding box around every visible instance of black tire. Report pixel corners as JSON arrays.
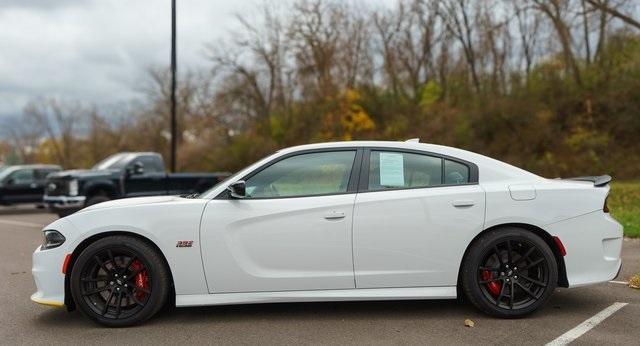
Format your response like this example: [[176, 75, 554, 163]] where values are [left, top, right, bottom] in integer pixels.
[[70, 235, 170, 327], [55, 208, 76, 218], [460, 227, 558, 318], [86, 194, 111, 207]]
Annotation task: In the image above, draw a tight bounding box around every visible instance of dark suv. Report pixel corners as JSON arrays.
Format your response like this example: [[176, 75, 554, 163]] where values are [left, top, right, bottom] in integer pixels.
[[0, 164, 62, 206]]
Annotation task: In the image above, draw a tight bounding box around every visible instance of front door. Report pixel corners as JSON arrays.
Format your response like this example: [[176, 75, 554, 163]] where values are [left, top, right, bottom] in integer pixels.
[[353, 149, 486, 288], [200, 150, 360, 293], [124, 156, 167, 197]]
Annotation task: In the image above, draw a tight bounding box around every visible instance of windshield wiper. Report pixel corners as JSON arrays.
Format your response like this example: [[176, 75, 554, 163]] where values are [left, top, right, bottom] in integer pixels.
[[182, 193, 200, 199]]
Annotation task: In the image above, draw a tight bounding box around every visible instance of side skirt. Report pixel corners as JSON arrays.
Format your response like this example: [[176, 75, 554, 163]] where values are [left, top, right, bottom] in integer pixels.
[[176, 286, 457, 307]]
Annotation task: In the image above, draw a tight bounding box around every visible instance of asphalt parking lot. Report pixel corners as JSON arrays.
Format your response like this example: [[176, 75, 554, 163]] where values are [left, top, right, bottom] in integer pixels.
[[0, 207, 638, 345]]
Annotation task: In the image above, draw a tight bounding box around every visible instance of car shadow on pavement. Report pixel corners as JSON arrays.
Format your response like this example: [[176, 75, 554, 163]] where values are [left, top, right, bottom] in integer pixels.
[[30, 299, 480, 328], [32, 308, 90, 328], [151, 299, 480, 325]]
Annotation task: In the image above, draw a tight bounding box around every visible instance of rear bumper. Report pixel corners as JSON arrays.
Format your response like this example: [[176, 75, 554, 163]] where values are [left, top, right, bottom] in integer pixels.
[[546, 211, 623, 288], [43, 195, 85, 210]]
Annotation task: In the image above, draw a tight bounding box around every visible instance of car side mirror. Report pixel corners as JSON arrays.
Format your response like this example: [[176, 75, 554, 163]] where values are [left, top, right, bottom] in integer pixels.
[[132, 162, 145, 175], [227, 181, 246, 199], [5, 178, 14, 185]]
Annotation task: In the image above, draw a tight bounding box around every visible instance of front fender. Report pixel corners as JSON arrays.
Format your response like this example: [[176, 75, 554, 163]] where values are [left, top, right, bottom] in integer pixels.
[[62, 199, 210, 295]]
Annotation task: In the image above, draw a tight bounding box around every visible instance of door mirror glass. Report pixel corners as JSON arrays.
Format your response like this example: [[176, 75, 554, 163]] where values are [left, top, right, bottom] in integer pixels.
[[227, 180, 246, 199]]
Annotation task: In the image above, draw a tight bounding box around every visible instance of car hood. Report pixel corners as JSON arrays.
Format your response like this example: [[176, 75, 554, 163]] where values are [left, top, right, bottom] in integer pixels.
[[80, 196, 183, 213], [48, 169, 118, 179]]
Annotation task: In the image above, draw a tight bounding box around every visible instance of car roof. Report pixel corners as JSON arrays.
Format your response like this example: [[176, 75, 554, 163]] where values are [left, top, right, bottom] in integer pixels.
[[279, 140, 540, 182], [112, 152, 161, 156], [280, 140, 476, 159]]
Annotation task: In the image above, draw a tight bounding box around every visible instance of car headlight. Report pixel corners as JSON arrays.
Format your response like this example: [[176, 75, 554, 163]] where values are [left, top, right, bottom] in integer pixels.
[[68, 179, 78, 196], [41, 230, 66, 250]]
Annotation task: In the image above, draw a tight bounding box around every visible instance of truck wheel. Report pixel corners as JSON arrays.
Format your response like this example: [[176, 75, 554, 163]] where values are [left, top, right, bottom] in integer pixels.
[[86, 195, 111, 207], [56, 209, 75, 218]]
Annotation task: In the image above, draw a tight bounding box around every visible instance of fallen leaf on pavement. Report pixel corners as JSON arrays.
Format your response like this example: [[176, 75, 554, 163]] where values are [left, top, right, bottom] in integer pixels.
[[464, 319, 475, 328]]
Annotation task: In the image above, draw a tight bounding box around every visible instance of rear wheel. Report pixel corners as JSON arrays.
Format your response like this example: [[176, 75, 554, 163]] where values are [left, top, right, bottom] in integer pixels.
[[461, 227, 558, 318], [70, 235, 170, 327]]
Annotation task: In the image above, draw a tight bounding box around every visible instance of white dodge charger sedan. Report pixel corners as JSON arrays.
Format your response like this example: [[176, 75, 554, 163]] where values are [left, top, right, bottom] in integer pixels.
[[31, 140, 623, 326]]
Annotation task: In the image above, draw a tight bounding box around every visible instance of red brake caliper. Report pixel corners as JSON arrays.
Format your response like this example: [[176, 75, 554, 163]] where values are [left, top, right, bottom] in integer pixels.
[[481, 270, 501, 297], [131, 260, 149, 301]]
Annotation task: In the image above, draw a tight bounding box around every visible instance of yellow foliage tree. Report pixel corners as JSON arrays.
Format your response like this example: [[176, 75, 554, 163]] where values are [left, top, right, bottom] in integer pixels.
[[321, 89, 375, 141]]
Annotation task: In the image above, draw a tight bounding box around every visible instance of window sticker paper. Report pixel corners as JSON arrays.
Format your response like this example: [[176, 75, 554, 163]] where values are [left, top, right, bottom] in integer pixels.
[[379, 152, 404, 187]]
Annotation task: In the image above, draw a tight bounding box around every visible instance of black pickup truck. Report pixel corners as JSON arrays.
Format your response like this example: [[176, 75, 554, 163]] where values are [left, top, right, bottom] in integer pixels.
[[43, 152, 229, 216]]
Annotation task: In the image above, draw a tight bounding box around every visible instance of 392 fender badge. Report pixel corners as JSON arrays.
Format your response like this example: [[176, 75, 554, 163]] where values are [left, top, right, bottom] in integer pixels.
[[176, 240, 193, 248]]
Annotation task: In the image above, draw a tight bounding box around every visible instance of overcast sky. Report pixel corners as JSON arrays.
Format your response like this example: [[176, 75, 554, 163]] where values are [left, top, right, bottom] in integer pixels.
[[0, 0, 271, 119]]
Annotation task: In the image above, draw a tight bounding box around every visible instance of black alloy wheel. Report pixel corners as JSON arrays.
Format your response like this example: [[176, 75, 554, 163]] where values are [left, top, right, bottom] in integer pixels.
[[461, 227, 558, 318], [70, 235, 170, 327]]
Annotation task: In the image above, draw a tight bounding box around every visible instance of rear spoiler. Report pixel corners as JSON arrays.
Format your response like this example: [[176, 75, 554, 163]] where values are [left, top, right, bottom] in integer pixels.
[[563, 175, 612, 187]]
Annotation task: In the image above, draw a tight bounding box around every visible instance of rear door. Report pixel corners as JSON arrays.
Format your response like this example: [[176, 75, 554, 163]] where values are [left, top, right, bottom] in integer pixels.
[[352, 149, 485, 288]]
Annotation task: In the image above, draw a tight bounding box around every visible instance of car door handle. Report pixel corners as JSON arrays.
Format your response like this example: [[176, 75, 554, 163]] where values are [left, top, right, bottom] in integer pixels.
[[324, 211, 345, 220], [452, 200, 475, 207]]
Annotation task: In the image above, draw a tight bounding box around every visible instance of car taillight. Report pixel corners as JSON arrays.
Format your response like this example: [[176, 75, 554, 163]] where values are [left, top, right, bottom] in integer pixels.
[[603, 196, 609, 213]]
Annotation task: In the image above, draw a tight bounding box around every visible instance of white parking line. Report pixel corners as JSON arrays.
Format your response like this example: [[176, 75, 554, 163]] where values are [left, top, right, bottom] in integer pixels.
[[0, 219, 44, 228], [545, 302, 628, 346]]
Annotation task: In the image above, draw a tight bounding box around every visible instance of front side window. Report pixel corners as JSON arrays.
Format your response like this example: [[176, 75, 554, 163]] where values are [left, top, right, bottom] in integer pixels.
[[132, 156, 164, 173], [245, 151, 356, 198]]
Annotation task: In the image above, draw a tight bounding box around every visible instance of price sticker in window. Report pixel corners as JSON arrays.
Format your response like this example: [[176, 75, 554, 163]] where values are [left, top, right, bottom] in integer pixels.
[[379, 152, 404, 187]]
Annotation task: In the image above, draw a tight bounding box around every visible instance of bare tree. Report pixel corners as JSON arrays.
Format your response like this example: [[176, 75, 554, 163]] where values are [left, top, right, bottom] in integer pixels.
[[585, 0, 640, 30], [512, 1, 541, 80], [438, 0, 482, 92], [532, 0, 583, 85]]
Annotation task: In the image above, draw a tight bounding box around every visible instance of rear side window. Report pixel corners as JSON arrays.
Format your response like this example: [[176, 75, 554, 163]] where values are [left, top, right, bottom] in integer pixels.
[[367, 151, 471, 191], [368, 151, 442, 190], [444, 159, 469, 184]]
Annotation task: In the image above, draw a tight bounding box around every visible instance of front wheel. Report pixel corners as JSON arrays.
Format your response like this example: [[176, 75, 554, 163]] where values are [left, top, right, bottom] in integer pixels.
[[460, 227, 558, 318], [70, 235, 170, 327]]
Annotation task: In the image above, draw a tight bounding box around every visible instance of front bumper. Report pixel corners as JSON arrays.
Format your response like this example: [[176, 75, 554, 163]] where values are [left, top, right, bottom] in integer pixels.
[[547, 210, 623, 288], [43, 195, 86, 210], [31, 244, 67, 308], [31, 218, 78, 308]]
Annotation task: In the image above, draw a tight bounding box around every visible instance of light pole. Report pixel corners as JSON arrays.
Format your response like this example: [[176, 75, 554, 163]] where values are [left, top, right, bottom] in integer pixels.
[[170, 0, 177, 172]]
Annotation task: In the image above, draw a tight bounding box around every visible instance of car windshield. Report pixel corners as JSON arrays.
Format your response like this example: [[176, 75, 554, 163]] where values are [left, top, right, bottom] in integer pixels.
[[195, 151, 281, 199], [0, 166, 13, 181], [188, 169, 244, 199], [92, 154, 134, 170]]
